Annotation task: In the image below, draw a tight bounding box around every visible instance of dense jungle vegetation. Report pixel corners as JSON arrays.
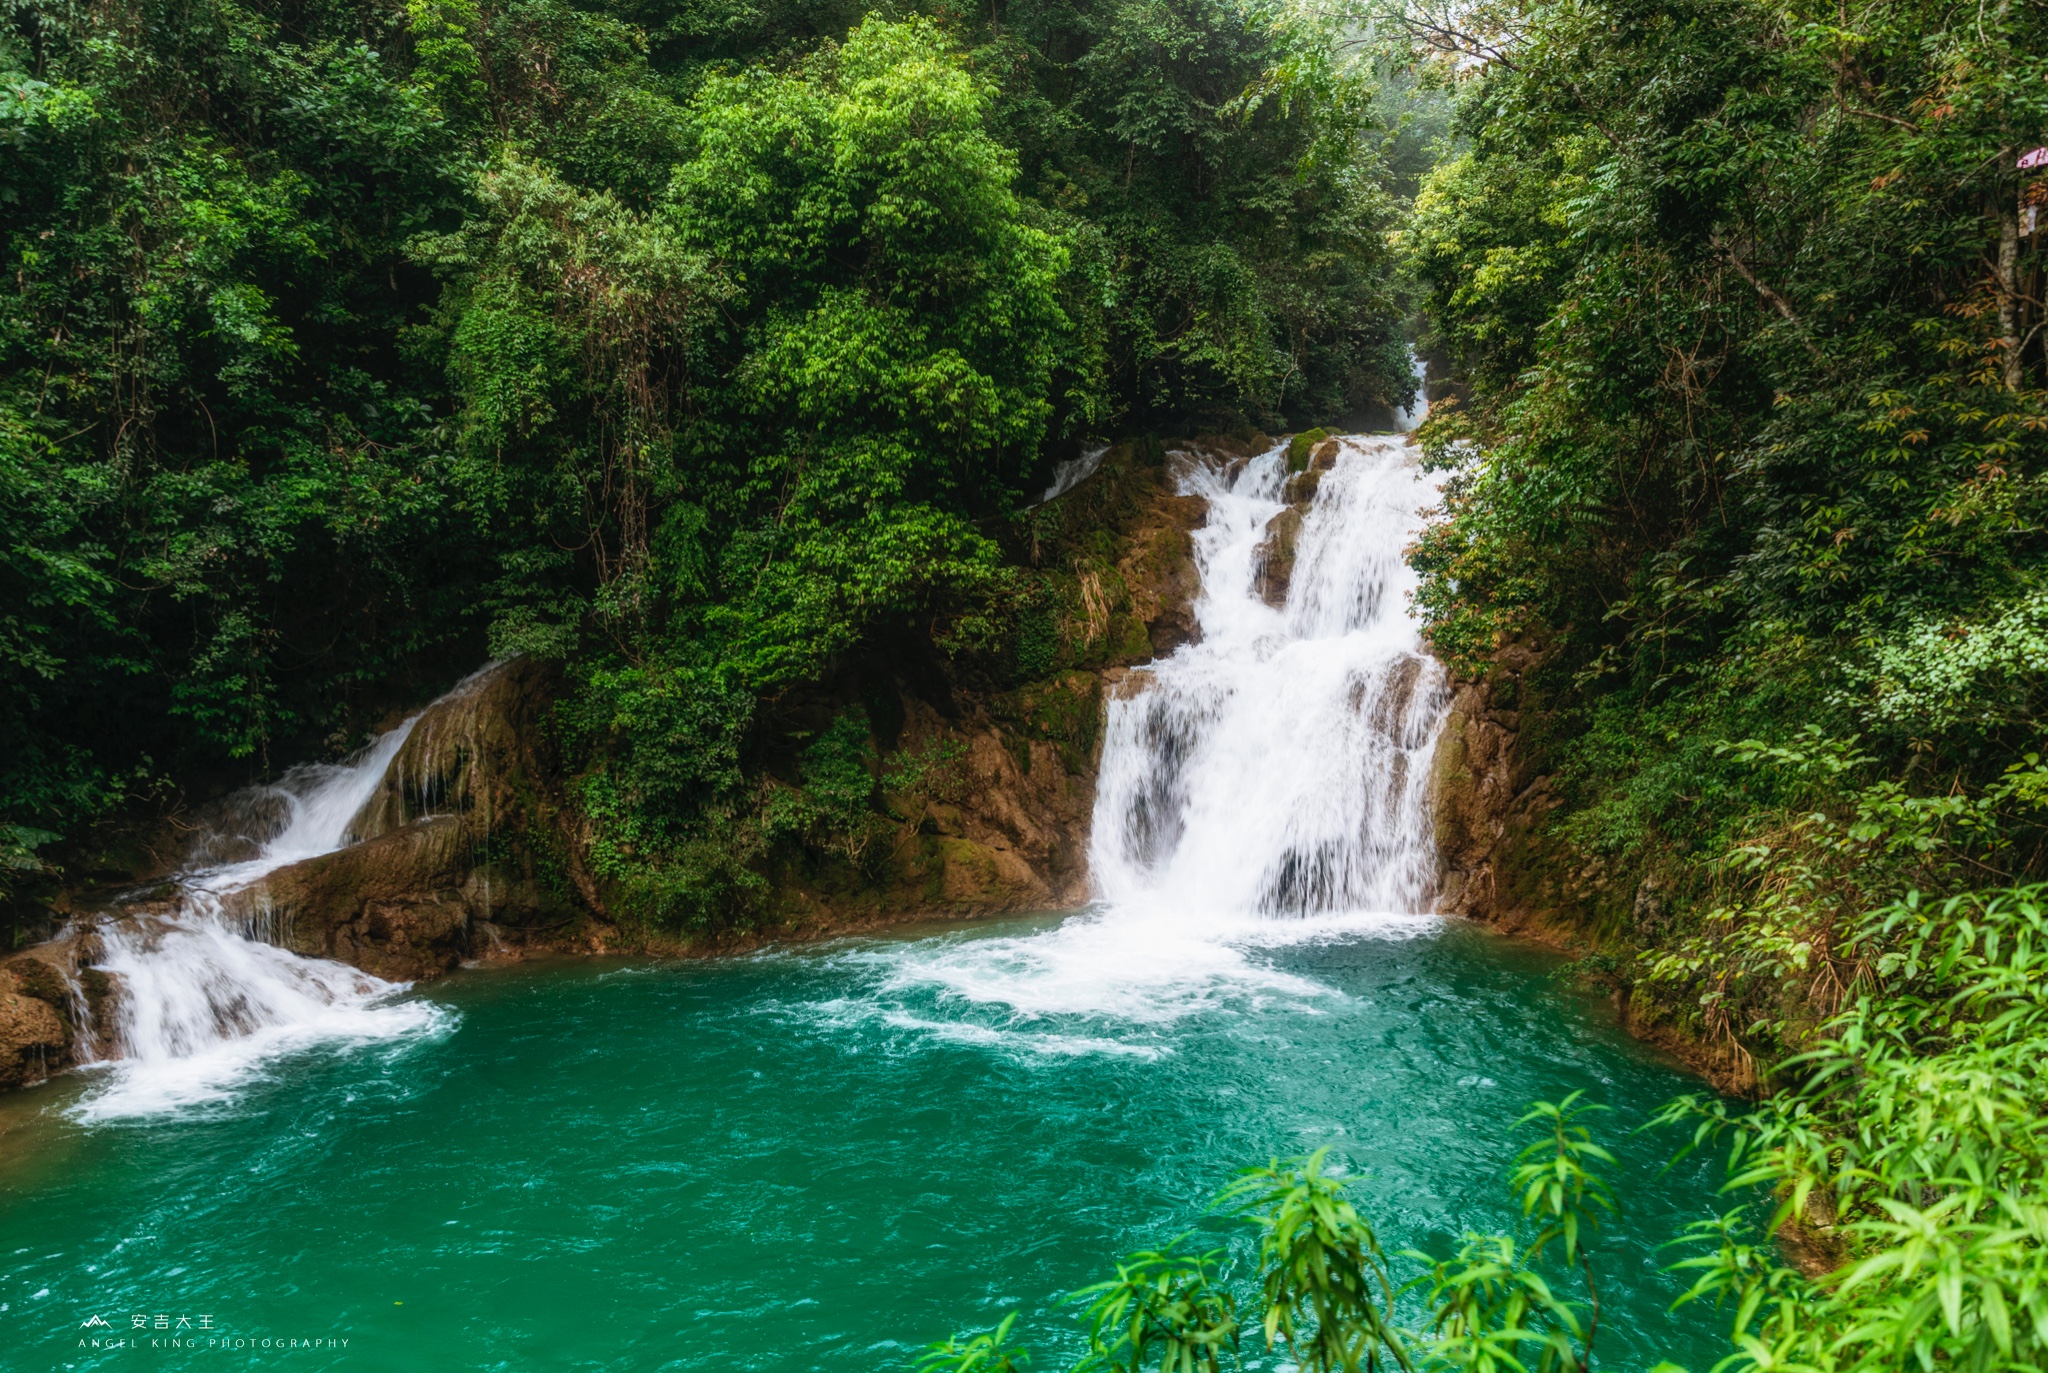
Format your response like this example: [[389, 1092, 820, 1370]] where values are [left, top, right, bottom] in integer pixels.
[[1393, 0, 2048, 1363], [910, 0, 2048, 1366], [0, 0, 1420, 919], [9, 0, 2048, 1360]]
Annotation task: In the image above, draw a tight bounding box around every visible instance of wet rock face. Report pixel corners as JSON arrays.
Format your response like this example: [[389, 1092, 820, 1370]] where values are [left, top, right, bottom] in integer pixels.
[[1253, 507, 1304, 609], [1117, 493, 1207, 656], [0, 936, 111, 1089], [1428, 643, 1556, 925], [223, 658, 585, 981]]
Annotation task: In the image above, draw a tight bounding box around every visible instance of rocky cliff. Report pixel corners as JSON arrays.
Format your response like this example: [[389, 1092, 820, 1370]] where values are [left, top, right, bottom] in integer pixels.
[[1425, 639, 1758, 1089], [760, 435, 1219, 931], [1429, 641, 1552, 927]]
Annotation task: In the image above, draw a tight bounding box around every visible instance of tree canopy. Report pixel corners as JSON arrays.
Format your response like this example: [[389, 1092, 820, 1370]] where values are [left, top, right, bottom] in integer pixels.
[[0, 0, 1415, 913]]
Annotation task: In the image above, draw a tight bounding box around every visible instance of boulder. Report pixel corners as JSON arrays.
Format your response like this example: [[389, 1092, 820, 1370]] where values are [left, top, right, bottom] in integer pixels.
[[1285, 428, 1330, 473], [1253, 507, 1305, 609], [1117, 493, 1206, 656], [0, 965, 68, 1090]]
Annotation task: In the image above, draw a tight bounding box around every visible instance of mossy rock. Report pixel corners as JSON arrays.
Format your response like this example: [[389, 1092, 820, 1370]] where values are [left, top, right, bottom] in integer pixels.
[[1285, 428, 1330, 473], [995, 671, 1104, 775]]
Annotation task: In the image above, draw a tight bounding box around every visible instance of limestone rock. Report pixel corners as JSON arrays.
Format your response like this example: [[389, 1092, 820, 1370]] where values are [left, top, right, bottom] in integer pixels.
[[1117, 493, 1206, 657], [1253, 507, 1304, 609], [0, 958, 72, 1089]]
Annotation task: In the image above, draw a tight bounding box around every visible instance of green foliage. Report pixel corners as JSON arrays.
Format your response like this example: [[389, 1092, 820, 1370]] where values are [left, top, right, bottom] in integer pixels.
[[920, 1066, 2043, 1372], [1071, 1245, 1240, 1373], [0, 824, 57, 906], [1390, 14, 2048, 1348], [917, 1100, 1634, 1373], [1399, 0, 2048, 816], [1390, 0, 2048, 1342], [1656, 881, 2048, 1372], [916, 1312, 1032, 1373], [766, 712, 882, 868], [1509, 1094, 1615, 1271], [1220, 1147, 1408, 1373], [0, 0, 1414, 934]]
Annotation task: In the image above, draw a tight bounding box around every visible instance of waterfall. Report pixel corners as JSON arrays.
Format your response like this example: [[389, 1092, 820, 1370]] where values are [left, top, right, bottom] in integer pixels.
[[75, 717, 446, 1121], [1093, 436, 1447, 919], [1035, 442, 1111, 505], [835, 431, 1450, 1041], [68, 435, 1450, 1102]]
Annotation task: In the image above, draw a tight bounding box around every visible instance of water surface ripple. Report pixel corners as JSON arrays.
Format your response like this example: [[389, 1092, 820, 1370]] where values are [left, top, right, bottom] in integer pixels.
[[1, 918, 1727, 1372]]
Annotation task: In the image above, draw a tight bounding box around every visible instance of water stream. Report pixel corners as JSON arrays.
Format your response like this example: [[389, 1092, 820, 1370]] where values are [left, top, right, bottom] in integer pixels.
[[0, 432, 1734, 1371], [79, 719, 444, 1122]]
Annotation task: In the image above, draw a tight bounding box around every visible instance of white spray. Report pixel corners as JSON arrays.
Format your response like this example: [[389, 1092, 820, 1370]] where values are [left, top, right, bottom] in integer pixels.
[[77, 719, 445, 1121]]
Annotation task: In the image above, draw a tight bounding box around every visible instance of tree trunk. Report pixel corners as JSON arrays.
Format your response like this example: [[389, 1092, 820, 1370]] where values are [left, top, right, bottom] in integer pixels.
[[2001, 183, 2023, 390]]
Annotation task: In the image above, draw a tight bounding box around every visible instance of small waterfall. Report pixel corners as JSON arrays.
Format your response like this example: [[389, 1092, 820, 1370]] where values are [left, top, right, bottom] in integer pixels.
[[1036, 442, 1111, 505], [1093, 435, 1448, 919], [77, 717, 444, 1120]]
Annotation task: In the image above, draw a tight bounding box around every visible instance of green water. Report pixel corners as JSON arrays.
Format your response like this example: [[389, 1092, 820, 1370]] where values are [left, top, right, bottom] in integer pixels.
[[1, 913, 1728, 1372]]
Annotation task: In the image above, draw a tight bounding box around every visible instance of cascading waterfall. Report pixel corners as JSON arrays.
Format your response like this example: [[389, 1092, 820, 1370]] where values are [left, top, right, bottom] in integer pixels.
[[69, 430, 1449, 1105], [839, 429, 1451, 1041], [1093, 435, 1447, 919], [77, 716, 445, 1121]]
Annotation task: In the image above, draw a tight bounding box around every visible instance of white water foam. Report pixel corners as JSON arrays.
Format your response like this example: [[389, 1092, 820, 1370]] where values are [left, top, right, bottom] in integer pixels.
[[809, 431, 1450, 1054], [75, 714, 449, 1122], [1036, 443, 1111, 505]]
